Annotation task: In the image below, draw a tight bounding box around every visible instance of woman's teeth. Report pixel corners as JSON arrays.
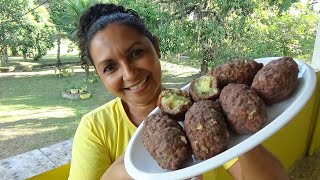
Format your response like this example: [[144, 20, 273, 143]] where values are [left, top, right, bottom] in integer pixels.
[[129, 77, 147, 90]]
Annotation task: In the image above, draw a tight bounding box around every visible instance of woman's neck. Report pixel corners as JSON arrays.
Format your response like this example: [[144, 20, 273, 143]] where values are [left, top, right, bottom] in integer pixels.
[[122, 99, 158, 127], [122, 86, 163, 127]]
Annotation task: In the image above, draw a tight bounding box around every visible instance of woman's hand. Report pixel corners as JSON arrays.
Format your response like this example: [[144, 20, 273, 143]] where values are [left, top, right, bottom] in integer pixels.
[[100, 154, 203, 180], [228, 145, 289, 180], [100, 154, 133, 180]]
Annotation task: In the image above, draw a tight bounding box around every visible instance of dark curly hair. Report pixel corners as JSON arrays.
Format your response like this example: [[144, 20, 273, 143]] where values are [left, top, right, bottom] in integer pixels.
[[77, 3, 154, 68]]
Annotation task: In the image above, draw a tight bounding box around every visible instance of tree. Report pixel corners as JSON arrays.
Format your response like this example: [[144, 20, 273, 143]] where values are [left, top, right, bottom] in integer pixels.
[[150, 0, 317, 74], [153, 0, 258, 74], [47, 0, 70, 69], [0, 0, 56, 62], [64, 0, 99, 78], [241, 1, 319, 60], [118, 0, 176, 56], [29, 4, 56, 61], [0, 0, 29, 63]]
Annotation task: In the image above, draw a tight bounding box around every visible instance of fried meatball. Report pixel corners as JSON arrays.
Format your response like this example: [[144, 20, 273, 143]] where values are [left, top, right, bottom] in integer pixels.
[[207, 59, 263, 88], [142, 112, 191, 170], [219, 83, 268, 134], [157, 88, 193, 117], [189, 75, 220, 102], [184, 100, 229, 160], [251, 57, 299, 105]]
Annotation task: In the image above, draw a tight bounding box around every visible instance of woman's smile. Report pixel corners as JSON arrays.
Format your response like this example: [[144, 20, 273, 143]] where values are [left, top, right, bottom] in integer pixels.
[[125, 75, 150, 93]]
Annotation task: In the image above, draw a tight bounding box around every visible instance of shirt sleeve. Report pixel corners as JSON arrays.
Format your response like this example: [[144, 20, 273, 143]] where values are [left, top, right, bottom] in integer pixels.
[[68, 116, 110, 180]]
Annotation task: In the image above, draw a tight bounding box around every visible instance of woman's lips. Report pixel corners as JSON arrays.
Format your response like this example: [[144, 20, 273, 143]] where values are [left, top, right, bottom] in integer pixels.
[[126, 76, 149, 93]]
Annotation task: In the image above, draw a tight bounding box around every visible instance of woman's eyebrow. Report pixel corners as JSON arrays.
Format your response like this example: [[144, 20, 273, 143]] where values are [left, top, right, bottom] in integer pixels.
[[126, 42, 141, 52], [97, 58, 113, 69]]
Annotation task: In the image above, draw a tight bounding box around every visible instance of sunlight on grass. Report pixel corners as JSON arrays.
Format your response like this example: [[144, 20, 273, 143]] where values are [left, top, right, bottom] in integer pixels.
[[161, 60, 200, 75], [5, 95, 33, 101], [0, 69, 55, 77], [0, 127, 59, 141], [0, 66, 95, 78], [0, 105, 75, 123], [16, 61, 41, 66]]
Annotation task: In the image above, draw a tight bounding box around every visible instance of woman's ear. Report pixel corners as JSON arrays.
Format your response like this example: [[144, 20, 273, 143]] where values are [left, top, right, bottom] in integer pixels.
[[152, 36, 161, 59]]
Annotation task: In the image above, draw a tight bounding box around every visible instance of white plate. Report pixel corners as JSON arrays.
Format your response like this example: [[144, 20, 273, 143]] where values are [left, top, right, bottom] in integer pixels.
[[124, 57, 316, 180]]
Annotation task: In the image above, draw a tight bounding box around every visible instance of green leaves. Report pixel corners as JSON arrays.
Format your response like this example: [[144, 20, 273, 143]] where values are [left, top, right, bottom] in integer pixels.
[[1, 0, 318, 71], [153, 0, 318, 73], [0, 0, 56, 61], [243, 1, 319, 60]]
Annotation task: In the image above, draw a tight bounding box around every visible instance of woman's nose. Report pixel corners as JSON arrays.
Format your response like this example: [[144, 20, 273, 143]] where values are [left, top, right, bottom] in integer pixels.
[[122, 63, 138, 81]]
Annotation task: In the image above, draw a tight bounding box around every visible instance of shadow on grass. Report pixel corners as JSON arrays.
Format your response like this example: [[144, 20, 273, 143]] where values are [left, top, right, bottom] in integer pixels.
[[0, 116, 78, 159], [1, 55, 81, 72]]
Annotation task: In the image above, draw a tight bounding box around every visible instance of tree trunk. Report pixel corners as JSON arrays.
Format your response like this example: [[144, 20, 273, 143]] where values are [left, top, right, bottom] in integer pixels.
[[23, 52, 27, 60], [200, 44, 217, 76], [0, 47, 2, 67], [56, 34, 62, 70], [196, 12, 203, 51], [34, 34, 42, 61], [3, 46, 8, 62], [34, 45, 42, 61], [200, 57, 208, 76], [11, 47, 18, 56], [85, 63, 90, 79], [38, 46, 42, 61]]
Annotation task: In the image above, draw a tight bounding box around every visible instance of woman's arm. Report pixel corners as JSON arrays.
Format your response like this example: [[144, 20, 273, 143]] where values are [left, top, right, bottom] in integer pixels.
[[100, 154, 133, 180], [227, 145, 289, 180]]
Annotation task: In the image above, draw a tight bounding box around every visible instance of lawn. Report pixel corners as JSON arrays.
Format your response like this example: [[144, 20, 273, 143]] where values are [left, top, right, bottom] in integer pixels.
[[0, 54, 200, 159]]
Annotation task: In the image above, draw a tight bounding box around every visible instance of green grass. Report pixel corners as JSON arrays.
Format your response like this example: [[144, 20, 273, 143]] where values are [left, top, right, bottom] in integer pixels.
[[0, 55, 200, 159], [0, 70, 113, 158]]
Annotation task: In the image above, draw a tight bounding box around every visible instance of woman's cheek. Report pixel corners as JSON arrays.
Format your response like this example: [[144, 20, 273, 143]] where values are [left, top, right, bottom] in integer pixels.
[[107, 76, 123, 93]]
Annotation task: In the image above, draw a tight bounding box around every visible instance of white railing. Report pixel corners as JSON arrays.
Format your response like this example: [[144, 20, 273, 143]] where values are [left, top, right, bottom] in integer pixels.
[[312, 20, 320, 70]]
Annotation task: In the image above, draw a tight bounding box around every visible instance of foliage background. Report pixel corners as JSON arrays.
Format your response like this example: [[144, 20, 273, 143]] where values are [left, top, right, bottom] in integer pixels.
[[0, 0, 319, 73]]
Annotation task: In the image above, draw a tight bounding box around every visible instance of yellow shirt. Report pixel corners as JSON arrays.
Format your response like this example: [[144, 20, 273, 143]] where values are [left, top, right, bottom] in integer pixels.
[[69, 98, 237, 180]]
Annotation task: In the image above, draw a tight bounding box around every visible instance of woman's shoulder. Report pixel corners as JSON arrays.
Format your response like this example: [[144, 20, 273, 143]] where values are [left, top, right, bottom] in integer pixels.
[[81, 97, 124, 123], [87, 98, 119, 114]]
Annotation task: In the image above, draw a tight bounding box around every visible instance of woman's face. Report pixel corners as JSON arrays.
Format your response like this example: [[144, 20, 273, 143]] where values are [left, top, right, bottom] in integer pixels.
[[89, 24, 162, 105]]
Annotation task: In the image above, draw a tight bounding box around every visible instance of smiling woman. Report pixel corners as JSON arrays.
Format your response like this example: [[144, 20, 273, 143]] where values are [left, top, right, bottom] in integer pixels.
[[69, 4, 165, 179]]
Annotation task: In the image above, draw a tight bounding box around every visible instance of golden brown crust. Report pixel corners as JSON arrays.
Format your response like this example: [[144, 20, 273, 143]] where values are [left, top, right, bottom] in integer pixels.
[[184, 100, 229, 160], [207, 59, 263, 88], [251, 57, 299, 105], [142, 112, 191, 170], [219, 83, 268, 134]]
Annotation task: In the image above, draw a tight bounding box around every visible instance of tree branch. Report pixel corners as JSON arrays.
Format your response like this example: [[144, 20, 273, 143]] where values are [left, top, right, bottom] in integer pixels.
[[0, 0, 49, 25]]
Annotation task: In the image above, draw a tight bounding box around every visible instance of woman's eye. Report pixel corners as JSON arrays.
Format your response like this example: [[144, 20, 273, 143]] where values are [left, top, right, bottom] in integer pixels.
[[103, 64, 116, 73], [130, 49, 143, 59]]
